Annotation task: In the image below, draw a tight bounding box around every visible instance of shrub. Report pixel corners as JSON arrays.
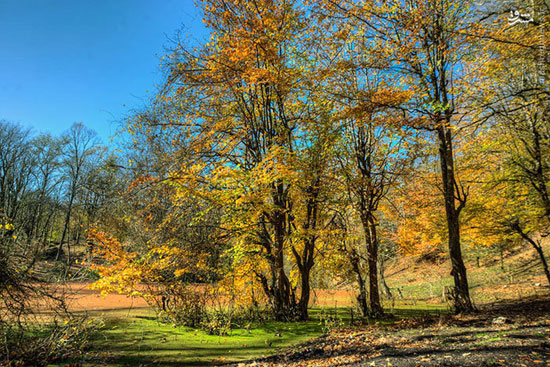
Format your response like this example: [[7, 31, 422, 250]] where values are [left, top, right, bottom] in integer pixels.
[[201, 311, 232, 336], [0, 317, 102, 367], [148, 284, 210, 328], [318, 309, 344, 333], [147, 283, 271, 335], [0, 222, 99, 367]]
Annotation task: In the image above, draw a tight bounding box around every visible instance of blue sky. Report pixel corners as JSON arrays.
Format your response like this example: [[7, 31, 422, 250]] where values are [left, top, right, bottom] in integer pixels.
[[0, 0, 208, 143]]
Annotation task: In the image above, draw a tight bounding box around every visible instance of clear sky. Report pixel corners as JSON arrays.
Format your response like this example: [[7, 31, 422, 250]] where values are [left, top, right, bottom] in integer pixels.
[[1, 0, 208, 143]]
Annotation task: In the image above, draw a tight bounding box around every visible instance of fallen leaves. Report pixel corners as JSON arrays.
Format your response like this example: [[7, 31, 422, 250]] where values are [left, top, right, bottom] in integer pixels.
[[226, 304, 550, 367]]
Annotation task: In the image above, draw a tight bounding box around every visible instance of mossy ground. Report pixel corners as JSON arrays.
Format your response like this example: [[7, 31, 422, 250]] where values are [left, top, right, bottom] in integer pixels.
[[45, 303, 449, 367]]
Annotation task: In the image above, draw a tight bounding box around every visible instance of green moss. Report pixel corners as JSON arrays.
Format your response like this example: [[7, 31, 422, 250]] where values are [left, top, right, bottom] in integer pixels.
[[57, 304, 450, 367], [84, 310, 324, 366]]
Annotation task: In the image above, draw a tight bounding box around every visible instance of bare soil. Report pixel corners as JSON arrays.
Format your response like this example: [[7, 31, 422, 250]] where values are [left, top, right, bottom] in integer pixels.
[[53, 283, 354, 313], [57, 282, 149, 312]]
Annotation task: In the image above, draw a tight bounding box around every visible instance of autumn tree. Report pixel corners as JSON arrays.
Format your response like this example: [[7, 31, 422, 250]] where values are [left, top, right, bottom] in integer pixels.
[[121, 0, 345, 320], [476, 2, 550, 284], [335, 83, 415, 316], [289, 112, 341, 319], [317, 0, 487, 312]]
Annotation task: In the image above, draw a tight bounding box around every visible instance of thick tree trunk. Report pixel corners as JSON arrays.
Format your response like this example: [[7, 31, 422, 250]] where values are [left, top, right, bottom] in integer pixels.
[[437, 125, 474, 313], [295, 243, 314, 320], [298, 267, 310, 320], [271, 182, 294, 321], [273, 244, 290, 320], [257, 217, 294, 321], [364, 217, 383, 317], [350, 250, 369, 317], [293, 179, 320, 321], [447, 214, 472, 312]]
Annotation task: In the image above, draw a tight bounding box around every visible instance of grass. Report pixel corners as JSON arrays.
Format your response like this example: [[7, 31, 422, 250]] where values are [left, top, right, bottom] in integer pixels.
[[384, 239, 550, 304], [85, 308, 326, 367], [45, 302, 452, 367]]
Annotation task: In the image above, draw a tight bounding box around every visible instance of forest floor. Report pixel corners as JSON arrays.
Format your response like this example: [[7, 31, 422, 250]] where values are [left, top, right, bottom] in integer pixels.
[[227, 295, 550, 367]]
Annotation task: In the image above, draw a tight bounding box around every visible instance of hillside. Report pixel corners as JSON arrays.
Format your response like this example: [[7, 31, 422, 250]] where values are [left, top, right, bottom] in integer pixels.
[[383, 239, 550, 308]]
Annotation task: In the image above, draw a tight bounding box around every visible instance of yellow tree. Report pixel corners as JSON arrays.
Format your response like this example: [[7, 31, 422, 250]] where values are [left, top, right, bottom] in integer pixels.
[[474, 2, 550, 284], [144, 0, 338, 320], [308, 0, 420, 317], [315, 0, 487, 312], [335, 86, 416, 317]]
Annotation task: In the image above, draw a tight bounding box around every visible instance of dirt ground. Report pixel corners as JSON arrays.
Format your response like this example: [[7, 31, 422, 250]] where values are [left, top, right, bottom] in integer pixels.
[[59, 282, 149, 312], [229, 295, 550, 367], [55, 283, 354, 312]]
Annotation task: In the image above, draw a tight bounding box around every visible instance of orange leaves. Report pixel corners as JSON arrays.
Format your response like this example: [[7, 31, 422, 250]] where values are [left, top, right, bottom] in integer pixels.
[[386, 172, 448, 257], [88, 227, 210, 298], [372, 88, 411, 107], [88, 228, 142, 296], [127, 175, 156, 193]]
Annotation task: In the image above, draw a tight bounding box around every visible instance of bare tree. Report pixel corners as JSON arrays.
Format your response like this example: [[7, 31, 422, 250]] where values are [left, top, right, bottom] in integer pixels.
[[56, 123, 100, 262]]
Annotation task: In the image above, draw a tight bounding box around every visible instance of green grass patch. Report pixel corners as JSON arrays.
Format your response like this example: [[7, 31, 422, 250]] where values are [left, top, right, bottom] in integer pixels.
[[48, 304, 448, 367], [83, 309, 327, 367]]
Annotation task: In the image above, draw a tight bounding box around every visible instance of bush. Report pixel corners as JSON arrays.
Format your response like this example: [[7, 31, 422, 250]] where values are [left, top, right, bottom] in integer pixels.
[[318, 309, 344, 333], [148, 284, 209, 328], [147, 283, 270, 335], [201, 311, 232, 336], [0, 317, 102, 367], [0, 227, 98, 366]]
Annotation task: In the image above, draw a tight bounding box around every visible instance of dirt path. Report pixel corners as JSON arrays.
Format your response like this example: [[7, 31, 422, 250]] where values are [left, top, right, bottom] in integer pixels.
[[229, 296, 550, 367]]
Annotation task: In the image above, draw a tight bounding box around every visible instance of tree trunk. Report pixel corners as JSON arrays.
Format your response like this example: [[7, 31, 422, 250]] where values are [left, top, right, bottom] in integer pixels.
[[295, 181, 319, 321], [294, 240, 315, 321], [56, 190, 75, 261], [350, 250, 368, 317], [447, 215, 472, 312], [500, 246, 505, 271], [273, 246, 290, 321], [364, 217, 383, 317], [379, 255, 392, 299], [512, 222, 550, 286], [534, 245, 550, 287], [298, 266, 310, 320], [437, 125, 474, 313], [271, 182, 293, 321]]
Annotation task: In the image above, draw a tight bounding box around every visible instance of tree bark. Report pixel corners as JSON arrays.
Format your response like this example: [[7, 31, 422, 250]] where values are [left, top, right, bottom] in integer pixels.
[[56, 190, 74, 262], [350, 249, 369, 317], [294, 238, 315, 320], [534, 245, 550, 287], [379, 254, 392, 299], [298, 266, 310, 320], [363, 216, 383, 317], [271, 181, 294, 321], [437, 125, 474, 313]]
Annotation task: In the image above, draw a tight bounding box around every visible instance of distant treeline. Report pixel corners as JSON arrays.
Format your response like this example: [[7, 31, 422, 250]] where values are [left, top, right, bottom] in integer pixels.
[[0, 121, 122, 264]]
